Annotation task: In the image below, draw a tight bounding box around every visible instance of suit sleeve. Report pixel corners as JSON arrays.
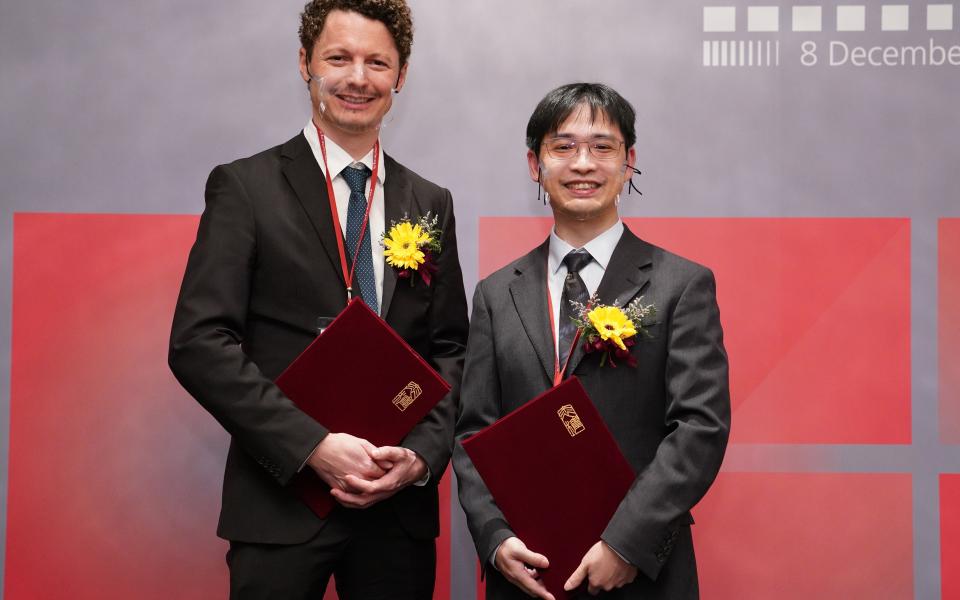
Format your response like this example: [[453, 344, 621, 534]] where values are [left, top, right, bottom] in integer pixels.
[[168, 164, 327, 486], [452, 280, 515, 570], [601, 267, 730, 581], [399, 188, 469, 480]]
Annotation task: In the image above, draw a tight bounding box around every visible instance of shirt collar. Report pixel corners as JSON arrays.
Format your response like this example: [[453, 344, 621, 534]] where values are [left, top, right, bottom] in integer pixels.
[[303, 119, 386, 184], [548, 220, 624, 275]]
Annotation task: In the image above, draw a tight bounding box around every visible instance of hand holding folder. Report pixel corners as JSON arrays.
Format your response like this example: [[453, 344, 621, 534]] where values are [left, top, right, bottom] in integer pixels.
[[462, 377, 635, 600], [275, 298, 451, 517], [563, 539, 639, 596]]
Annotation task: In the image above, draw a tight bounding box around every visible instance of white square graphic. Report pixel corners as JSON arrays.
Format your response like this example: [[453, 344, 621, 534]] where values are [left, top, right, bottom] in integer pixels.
[[792, 6, 823, 31], [748, 6, 780, 31], [927, 4, 954, 30], [881, 5, 909, 31], [704, 7, 736, 32], [836, 5, 866, 31]]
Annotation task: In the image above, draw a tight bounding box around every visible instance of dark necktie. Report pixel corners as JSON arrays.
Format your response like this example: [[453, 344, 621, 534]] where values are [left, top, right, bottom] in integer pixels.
[[341, 165, 379, 314], [558, 249, 593, 369]]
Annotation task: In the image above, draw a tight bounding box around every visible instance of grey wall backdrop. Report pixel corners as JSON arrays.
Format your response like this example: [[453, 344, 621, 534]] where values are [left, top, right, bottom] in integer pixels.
[[2, 0, 959, 598]]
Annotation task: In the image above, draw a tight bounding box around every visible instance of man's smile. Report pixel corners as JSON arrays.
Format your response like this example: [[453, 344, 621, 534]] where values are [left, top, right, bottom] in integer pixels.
[[335, 92, 376, 108], [563, 180, 603, 196]]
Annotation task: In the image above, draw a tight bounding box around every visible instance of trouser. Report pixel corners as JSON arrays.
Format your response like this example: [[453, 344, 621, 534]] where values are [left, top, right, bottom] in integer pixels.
[[227, 507, 436, 600]]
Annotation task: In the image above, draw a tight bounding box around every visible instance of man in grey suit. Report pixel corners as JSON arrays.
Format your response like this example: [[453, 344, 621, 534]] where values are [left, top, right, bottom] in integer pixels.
[[453, 83, 730, 599]]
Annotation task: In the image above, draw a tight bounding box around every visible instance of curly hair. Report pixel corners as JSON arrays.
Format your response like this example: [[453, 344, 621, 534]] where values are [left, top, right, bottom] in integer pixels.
[[299, 0, 414, 66]]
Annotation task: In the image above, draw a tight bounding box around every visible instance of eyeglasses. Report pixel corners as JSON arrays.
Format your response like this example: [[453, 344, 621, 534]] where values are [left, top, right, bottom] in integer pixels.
[[543, 137, 624, 161]]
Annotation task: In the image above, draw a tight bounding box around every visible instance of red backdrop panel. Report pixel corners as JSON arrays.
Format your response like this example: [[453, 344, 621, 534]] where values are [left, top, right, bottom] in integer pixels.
[[941, 219, 960, 444], [479, 217, 911, 444], [943, 474, 960, 600], [7, 213, 227, 599], [7, 213, 451, 600], [694, 472, 914, 599]]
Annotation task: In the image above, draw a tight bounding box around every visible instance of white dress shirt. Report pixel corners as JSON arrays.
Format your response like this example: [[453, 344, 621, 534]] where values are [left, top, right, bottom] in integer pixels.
[[304, 120, 386, 310], [301, 121, 430, 485], [547, 220, 625, 361]]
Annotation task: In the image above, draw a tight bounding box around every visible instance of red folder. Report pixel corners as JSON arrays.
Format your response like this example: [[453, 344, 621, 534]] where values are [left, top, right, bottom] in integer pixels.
[[462, 377, 635, 600], [275, 298, 451, 518]]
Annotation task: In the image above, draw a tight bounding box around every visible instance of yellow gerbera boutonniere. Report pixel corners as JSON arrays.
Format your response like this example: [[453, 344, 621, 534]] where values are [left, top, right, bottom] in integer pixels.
[[570, 294, 656, 368], [384, 222, 429, 270], [381, 212, 442, 286]]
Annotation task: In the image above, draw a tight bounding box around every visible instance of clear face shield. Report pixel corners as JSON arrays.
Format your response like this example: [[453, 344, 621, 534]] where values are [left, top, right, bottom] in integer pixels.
[[534, 139, 641, 205], [306, 57, 401, 133]]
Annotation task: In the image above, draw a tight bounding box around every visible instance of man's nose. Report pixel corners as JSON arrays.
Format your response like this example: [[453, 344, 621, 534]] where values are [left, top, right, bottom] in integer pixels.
[[345, 60, 367, 84], [569, 145, 596, 171]]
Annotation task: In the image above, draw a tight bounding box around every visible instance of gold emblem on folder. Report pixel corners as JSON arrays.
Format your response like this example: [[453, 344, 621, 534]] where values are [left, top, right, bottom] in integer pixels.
[[392, 381, 422, 412], [558, 404, 585, 437]]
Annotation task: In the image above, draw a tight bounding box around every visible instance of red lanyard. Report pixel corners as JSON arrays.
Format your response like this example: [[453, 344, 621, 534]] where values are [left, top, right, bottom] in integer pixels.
[[546, 257, 590, 387], [314, 121, 380, 303]]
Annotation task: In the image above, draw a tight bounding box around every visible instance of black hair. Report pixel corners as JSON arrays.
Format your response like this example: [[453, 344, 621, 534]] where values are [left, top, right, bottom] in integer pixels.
[[525, 83, 636, 155]]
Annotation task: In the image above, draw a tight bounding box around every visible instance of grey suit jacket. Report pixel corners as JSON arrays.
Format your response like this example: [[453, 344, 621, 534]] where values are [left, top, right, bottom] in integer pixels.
[[453, 226, 729, 598]]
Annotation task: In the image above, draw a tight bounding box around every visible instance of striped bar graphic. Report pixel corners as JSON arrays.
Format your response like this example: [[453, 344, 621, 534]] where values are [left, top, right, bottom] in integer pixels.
[[703, 40, 780, 66]]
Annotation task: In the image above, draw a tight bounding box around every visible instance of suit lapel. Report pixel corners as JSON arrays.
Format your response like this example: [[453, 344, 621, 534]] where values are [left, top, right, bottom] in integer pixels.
[[381, 154, 413, 321], [567, 227, 653, 375], [281, 134, 347, 290], [508, 241, 555, 382]]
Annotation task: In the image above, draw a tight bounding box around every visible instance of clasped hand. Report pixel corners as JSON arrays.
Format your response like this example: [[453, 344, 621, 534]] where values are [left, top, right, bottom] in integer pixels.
[[306, 432, 426, 509]]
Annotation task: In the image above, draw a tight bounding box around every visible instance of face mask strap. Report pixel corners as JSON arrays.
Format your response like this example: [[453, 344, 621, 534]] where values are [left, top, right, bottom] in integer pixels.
[[625, 164, 643, 195], [537, 166, 547, 205]]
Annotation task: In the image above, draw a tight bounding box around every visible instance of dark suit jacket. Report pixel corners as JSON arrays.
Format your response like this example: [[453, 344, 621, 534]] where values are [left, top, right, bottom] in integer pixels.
[[169, 132, 468, 544], [453, 227, 730, 599]]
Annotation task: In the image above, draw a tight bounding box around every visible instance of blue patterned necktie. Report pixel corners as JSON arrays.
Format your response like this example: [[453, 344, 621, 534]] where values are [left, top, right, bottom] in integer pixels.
[[341, 164, 379, 314]]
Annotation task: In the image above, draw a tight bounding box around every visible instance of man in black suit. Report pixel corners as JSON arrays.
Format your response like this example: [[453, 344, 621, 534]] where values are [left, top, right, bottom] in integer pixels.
[[168, 1, 467, 598], [453, 83, 730, 599]]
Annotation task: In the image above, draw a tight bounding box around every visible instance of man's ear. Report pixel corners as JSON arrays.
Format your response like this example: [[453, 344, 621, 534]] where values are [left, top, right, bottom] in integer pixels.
[[623, 146, 637, 182], [298, 47, 311, 84], [394, 62, 409, 92], [527, 149, 541, 182]]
